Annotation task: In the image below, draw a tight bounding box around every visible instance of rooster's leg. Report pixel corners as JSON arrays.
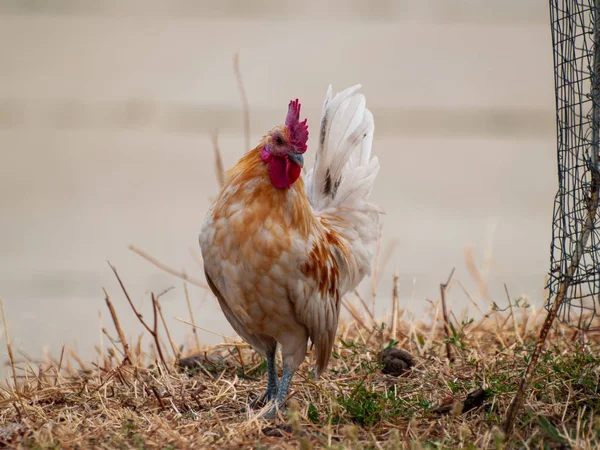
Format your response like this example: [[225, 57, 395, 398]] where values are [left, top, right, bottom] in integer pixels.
[[265, 348, 279, 398], [250, 346, 278, 408], [262, 362, 297, 419], [262, 333, 306, 419]]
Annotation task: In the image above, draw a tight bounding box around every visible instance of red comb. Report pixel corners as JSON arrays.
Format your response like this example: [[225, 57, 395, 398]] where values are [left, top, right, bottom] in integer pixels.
[[285, 99, 309, 154]]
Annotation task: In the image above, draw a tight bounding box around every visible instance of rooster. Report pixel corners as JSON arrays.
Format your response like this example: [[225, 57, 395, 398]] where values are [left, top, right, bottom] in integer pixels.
[[199, 85, 381, 417]]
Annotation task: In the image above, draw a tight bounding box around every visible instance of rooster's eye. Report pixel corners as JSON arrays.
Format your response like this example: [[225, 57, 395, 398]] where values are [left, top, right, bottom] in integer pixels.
[[274, 136, 283, 145]]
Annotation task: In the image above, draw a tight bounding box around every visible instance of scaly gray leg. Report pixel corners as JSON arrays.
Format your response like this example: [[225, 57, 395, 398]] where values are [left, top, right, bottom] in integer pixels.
[[250, 347, 279, 408], [262, 362, 295, 419]]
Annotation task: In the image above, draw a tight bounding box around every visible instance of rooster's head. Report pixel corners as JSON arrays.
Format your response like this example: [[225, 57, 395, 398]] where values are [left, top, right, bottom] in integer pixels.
[[261, 99, 309, 189]]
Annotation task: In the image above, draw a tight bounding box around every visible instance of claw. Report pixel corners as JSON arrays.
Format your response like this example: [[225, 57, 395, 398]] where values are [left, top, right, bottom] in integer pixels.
[[261, 404, 280, 419], [249, 394, 264, 409], [249, 386, 276, 410]]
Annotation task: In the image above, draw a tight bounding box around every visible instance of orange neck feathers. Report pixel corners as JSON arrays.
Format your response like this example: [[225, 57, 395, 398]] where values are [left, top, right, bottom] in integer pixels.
[[214, 145, 313, 239]]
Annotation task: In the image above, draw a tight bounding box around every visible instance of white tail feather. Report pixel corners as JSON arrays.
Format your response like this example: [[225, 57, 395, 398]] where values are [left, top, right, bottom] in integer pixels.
[[305, 85, 382, 287], [306, 84, 380, 213]]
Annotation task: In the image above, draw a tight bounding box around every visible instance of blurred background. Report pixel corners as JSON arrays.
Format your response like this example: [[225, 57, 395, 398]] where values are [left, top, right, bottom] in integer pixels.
[[0, 0, 554, 374]]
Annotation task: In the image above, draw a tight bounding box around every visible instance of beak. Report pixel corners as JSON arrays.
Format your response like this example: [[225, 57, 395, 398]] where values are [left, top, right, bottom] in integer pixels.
[[287, 152, 304, 168]]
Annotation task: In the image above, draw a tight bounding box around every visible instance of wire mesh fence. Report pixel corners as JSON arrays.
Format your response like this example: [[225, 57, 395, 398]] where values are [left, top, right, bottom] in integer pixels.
[[547, 0, 600, 329]]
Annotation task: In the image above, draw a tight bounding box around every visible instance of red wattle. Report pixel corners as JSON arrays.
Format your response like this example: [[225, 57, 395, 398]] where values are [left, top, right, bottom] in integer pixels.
[[263, 146, 302, 189], [286, 159, 302, 185], [268, 155, 290, 189]]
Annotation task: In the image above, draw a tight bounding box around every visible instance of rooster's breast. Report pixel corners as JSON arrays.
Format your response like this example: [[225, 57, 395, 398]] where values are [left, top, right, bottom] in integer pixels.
[[199, 196, 310, 339]]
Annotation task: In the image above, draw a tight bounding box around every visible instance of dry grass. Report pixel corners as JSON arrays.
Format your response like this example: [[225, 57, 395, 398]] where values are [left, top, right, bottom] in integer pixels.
[[1, 68, 599, 448], [1, 264, 599, 450]]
